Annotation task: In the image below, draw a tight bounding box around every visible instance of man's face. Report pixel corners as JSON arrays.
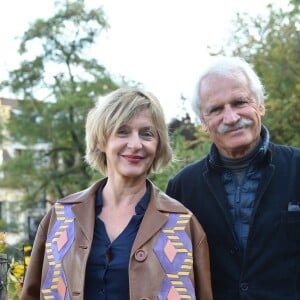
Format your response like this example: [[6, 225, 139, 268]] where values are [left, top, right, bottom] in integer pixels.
[[199, 74, 265, 158]]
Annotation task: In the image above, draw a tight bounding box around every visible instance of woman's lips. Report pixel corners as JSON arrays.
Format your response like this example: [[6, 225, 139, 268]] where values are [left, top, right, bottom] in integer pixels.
[[123, 155, 144, 163]]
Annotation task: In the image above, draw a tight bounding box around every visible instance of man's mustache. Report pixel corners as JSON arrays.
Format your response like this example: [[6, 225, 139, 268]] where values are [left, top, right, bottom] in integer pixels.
[[217, 118, 253, 134]]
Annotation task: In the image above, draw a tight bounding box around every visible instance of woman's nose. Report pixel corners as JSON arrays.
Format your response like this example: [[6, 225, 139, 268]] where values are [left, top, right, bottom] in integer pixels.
[[127, 134, 142, 149]]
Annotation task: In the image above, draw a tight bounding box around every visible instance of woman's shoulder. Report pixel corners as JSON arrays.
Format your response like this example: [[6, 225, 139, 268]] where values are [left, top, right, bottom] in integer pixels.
[[150, 182, 191, 213]]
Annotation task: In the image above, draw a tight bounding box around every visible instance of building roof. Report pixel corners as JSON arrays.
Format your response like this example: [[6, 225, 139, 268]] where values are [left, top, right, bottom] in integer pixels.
[[0, 97, 18, 109]]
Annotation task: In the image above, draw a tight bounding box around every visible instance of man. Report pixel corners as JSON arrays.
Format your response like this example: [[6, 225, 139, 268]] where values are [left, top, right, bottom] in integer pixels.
[[166, 56, 300, 300]]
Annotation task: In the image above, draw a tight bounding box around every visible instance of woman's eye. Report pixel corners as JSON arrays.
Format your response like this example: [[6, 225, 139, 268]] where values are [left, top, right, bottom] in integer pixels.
[[117, 127, 128, 135], [142, 131, 153, 137], [141, 129, 156, 139]]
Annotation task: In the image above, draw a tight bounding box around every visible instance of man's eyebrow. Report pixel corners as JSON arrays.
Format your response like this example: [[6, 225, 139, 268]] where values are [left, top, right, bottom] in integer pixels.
[[234, 96, 251, 101]]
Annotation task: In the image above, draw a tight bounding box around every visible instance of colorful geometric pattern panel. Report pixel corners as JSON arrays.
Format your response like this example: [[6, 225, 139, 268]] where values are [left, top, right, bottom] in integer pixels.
[[153, 213, 195, 300], [41, 203, 75, 300]]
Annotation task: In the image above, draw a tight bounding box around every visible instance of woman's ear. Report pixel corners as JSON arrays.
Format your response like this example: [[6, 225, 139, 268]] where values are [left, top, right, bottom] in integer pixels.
[[97, 142, 104, 152]]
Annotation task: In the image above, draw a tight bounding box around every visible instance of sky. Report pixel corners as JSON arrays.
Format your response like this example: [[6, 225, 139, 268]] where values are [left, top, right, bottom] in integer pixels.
[[0, 0, 284, 122]]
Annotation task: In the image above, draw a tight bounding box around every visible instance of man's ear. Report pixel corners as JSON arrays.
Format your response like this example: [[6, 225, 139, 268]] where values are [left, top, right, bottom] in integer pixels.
[[259, 104, 266, 116], [201, 120, 208, 132]]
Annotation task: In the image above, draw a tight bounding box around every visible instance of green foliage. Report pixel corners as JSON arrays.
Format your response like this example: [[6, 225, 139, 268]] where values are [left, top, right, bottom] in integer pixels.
[[151, 125, 211, 191], [0, 220, 19, 234], [264, 95, 300, 146], [219, 0, 300, 147], [0, 0, 120, 204], [0, 126, 3, 145]]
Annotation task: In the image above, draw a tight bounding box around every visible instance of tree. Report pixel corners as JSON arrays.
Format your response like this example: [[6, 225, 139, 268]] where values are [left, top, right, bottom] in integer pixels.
[[217, 0, 300, 146], [0, 0, 120, 207], [0, 118, 4, 144], [151, 115, 211, 190]]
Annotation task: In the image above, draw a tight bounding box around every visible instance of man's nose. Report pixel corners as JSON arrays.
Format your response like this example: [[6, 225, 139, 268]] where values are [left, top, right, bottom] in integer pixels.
[[222, 105, 240, 124]]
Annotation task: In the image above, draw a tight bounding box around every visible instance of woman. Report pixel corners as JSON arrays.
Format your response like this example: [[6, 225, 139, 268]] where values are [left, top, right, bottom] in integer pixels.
[[21, 87, 212, 300]]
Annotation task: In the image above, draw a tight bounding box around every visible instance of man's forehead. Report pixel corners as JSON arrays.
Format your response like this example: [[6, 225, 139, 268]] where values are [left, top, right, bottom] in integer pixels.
[[200, 76, 249, 100]]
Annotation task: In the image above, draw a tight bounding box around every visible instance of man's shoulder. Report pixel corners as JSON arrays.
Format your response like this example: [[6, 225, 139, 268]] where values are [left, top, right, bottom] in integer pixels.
[[172, 157, 207, 179], [270, 142, 300, 158]]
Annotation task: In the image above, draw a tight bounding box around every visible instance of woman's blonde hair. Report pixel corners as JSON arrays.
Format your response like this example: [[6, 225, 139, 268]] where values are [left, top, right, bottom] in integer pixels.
[[85, 87, 172, 175]]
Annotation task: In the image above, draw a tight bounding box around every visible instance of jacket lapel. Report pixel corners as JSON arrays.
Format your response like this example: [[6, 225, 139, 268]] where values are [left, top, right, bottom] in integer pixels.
[[59, 181, 102, 243], [72, 196, 95, 243], [131, 183, 187, 254], [131, 190, 168, 254], [248, 164, 274, 237], [203, 169, 238, 241]]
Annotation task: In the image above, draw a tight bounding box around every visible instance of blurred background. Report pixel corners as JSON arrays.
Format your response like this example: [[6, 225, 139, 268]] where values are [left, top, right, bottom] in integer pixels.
[[0, 0, 299, 298]]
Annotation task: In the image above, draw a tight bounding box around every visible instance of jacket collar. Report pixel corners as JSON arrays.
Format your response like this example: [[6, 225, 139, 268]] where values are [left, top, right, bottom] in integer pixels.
[[57, 178, 188, 212], [131, 180, 190, 253], [56, 180, 102, 243], [56, 178, 188, 247]]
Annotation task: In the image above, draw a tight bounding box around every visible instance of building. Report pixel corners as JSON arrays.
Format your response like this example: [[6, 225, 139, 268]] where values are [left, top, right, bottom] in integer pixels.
[[0, 98, 42, 246]]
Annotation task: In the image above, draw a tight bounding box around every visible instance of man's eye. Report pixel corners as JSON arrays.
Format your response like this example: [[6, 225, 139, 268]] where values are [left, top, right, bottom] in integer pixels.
[[235, 101, 248, 108], [235, 97, 251, 106], [207, 107, 222, 116]]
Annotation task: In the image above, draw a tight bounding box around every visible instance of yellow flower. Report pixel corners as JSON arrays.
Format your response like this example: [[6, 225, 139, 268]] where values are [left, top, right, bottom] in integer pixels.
[[10, 262, 25, 279], [0, 232, 6, 252]]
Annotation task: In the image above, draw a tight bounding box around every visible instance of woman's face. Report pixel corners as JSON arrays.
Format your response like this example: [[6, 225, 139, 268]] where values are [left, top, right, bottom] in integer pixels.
[[103, 110, 159, 180]]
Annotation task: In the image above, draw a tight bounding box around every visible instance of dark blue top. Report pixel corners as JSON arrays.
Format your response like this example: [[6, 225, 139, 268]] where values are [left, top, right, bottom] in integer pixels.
[[84, 181, 150, 300]]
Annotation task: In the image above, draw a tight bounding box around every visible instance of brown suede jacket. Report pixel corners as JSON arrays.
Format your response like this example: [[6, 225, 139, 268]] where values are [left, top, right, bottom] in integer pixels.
[[21, 179, 212, 300]]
